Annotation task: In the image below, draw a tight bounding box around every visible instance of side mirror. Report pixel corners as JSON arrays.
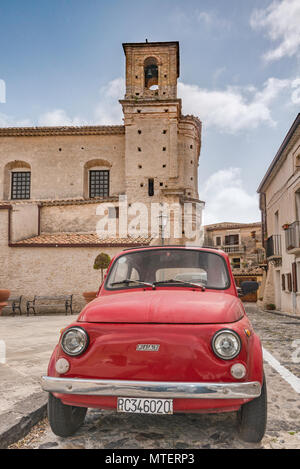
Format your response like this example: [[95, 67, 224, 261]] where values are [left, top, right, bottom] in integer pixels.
[[238, 281, 259, 297]]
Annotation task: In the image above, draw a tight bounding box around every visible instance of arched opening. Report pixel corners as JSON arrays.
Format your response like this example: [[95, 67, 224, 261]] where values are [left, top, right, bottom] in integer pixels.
[[3, 160, 31, 200], [144, 57, 158, 90]]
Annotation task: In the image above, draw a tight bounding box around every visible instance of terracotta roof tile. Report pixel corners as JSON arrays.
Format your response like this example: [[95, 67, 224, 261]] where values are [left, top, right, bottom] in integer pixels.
[[12, 233, 152, 247], [0, 125, 125, 137], [205, 222, 261, 231], [40, 197, 119, 207], [0, 202, 11, 209]]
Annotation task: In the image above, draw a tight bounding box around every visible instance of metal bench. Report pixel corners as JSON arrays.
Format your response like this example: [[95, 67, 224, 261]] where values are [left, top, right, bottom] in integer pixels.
[[5, 295, 23, 316], [26, 295, 73, 316]]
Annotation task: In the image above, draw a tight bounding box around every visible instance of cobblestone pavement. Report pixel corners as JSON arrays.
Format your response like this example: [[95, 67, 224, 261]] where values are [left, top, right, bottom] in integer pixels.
[[9, 304, 300, 449]]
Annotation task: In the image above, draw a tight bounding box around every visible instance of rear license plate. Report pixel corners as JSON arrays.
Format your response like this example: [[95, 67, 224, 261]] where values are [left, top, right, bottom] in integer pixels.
[[117, 397, 173, 414]]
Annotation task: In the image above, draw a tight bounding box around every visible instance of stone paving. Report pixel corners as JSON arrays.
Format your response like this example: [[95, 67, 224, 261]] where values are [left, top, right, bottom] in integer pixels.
[[0, 314, 73, 415], [7, 305, 300, 449]]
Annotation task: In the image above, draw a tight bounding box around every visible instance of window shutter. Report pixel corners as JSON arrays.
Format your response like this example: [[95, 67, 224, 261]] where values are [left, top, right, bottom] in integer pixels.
[[292, 262, 298, 293], [287, 273, 292, 292], [281, 274, 285, 291]]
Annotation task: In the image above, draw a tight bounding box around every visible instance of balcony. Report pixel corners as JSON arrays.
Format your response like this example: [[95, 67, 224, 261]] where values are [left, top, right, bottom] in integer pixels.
[[285, 221, 300, 254], [266, 235, 282, 259], [222, 245, 244, 254]]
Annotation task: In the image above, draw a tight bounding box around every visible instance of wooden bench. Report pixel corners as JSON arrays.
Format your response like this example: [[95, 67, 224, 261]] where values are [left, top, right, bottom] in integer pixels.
[[5, 295, 23, 316], [26, 295, 73, 316]]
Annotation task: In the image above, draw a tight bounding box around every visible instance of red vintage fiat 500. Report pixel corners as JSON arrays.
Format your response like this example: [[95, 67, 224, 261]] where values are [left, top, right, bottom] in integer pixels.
[[42, 246, 267, 443]]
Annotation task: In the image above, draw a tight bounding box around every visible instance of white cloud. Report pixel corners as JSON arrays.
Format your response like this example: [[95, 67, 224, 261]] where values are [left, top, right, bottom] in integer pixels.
[[0, 112, 32, 127], [291, 78, 300, 103], [250, 0, 300, 62], [178, 76, 300, 133], [38, 109, 87, 127], [200, 168, 260, 225], [94, 77, 124, 125]]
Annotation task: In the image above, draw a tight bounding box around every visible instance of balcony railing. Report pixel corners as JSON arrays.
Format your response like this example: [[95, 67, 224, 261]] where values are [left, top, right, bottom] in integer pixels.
[[285, 221, 300, 251], [266, 235, 282, 258], [222, 245, 244, 253]]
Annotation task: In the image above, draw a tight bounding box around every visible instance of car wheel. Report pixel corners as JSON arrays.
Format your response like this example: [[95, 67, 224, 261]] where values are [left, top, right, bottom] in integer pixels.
[[48, 392, 87, 437], [237, 373, 267, 443]]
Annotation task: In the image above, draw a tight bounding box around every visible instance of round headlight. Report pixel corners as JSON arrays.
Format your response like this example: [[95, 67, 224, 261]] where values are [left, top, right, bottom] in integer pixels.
[[61, 327, 89, 356], [212, 330, 241, 360]]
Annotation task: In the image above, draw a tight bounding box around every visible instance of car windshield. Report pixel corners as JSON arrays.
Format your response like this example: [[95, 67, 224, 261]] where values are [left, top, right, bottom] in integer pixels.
[[106, 249, 230, 290]]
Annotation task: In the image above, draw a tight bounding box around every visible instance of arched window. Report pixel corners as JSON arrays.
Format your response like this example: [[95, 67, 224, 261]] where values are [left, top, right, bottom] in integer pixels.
[[83, 159, 111, 199], [144, 57, 158, 90], [3, 161, 31, 200]]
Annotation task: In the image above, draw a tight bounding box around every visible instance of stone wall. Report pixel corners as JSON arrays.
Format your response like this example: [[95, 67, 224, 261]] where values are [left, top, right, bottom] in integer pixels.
[[0, 133, 125, 201], [1, 235, 121, 314], [40, 203, 118, 234], [10, 204, 39, 242]]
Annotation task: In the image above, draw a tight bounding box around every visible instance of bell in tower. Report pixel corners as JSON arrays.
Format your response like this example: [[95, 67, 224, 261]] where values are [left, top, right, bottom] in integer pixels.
[[144, 57, 158, 90]]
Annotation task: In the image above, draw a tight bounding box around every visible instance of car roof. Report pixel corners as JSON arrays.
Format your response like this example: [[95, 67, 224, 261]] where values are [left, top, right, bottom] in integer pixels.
[[121, 245, 226, 257]]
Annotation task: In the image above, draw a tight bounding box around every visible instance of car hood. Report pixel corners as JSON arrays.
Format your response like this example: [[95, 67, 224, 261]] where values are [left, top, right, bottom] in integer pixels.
[[79, 289, 244, 324]]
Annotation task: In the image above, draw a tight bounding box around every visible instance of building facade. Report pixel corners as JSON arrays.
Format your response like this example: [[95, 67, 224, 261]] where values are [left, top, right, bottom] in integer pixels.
[[204, 222, 265, 301], [258, 114, 300, 315], [204, 221, 264, 269], [0, 41, 202, 312]]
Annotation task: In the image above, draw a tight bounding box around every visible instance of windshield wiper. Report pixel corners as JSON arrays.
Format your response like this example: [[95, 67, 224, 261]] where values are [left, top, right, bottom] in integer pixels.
[[154, 279, 206, 291], [110, 279, 155, 289]]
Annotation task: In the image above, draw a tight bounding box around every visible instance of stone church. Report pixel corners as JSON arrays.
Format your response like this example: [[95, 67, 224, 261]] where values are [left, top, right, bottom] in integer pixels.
[[0, 41, 202, 311]]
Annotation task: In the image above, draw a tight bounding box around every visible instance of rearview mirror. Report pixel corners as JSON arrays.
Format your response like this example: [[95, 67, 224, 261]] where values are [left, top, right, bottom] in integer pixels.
[[238, 281, 259, 297]]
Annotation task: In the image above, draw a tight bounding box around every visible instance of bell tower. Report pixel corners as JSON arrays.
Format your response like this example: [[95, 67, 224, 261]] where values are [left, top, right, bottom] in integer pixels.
[[120, 41, 182, 205], [122, 41, 179, 100], [120, 41, 202, 244]]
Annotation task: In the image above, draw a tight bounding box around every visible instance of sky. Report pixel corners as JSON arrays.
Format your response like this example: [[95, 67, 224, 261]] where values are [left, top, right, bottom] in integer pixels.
[[0, 0, 300, 225]]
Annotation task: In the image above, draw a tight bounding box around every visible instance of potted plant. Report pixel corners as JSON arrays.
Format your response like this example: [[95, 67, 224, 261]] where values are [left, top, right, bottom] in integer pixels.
[[0, 289, 10, 315], [83, 253, 111, 304], [94, 252, 111, 282], [282, 223, 290, 230]]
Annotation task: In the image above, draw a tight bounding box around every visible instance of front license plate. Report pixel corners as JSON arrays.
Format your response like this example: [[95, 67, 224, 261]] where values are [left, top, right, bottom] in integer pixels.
[[117, 397, 173, 414]]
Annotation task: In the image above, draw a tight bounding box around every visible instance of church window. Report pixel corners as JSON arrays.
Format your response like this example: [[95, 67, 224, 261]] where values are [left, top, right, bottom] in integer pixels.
[[11, 171, 31, 200], [89, 170, 109, 198]]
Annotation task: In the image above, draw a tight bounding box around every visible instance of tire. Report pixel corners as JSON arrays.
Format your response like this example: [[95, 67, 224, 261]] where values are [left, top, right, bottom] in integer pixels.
[[48, 393, 87, 437], [237, 373, 267, 443]]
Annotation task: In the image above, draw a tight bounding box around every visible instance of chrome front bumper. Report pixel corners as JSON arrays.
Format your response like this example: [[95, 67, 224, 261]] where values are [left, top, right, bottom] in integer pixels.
[[41, 376, 261, 400]]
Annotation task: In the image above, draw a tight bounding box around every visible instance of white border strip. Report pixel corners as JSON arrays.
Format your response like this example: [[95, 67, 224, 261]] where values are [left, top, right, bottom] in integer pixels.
[[263, 347, 300, 394]]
